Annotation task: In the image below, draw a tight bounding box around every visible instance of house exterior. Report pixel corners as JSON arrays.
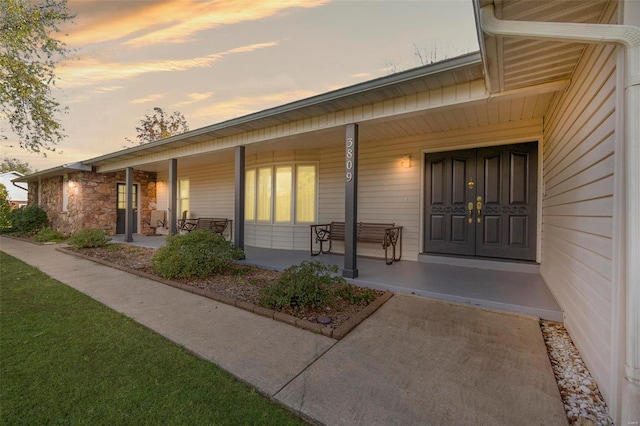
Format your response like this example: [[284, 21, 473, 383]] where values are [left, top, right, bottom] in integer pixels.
[[0, 172, 28, 209], [14, 0, 639, 422]]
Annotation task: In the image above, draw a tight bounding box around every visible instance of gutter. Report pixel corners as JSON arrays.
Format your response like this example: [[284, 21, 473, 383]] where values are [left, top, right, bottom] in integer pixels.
[[12, 181, 27, 193], [477, 0, 640, 416]]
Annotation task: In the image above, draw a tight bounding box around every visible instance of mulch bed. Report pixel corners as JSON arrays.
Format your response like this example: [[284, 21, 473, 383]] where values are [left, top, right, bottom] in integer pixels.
[[59, 243, 393, 339]]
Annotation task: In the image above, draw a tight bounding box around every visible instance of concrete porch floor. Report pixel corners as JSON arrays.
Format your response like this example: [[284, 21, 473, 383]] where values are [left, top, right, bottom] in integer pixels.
[[112, 234, 563, 322]]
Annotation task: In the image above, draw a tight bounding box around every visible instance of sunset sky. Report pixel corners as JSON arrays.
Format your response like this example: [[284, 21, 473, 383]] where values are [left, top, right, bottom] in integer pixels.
[[1, 0, 479, 172]]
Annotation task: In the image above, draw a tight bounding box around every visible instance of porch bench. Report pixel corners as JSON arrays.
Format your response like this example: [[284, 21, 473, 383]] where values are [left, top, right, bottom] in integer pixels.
[[192, 217, 233, 241], [310, 221, 402, 265]]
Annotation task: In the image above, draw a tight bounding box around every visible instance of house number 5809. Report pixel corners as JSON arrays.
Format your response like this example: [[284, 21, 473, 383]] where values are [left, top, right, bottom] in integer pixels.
[[346, 137, 354, 182]]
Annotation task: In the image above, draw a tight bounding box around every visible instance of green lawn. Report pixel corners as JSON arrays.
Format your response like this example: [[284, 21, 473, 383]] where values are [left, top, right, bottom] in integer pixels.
[[0, 252, 305, 425]]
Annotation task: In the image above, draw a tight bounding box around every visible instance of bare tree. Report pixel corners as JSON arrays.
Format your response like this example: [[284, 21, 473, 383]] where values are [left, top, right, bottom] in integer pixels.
[[385, 43, 451, 75], [126, 107, 189, 145]]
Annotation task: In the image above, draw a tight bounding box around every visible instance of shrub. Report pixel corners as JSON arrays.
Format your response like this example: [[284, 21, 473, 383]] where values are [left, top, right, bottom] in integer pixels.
[[8, 205, 48, 233], [152, 230, 244, 279], [33, 227, 64, 243], [0, 184, 11, 230], [333, 283, 378, 305], [67, 229, 110, 248], [259, 261, 345, 312]]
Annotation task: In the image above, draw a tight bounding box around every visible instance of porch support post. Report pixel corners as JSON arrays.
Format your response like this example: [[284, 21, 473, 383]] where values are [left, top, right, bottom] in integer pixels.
[[343, 123, 358, 278], [168, 159, 178, 235], [124, 167, 134, 242], [234, 146, 245, 253]]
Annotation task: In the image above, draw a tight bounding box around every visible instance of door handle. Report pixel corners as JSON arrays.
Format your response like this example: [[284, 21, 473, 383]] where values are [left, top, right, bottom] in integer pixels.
[[467, 202, 474, 223], [476, 196, 482, 223]]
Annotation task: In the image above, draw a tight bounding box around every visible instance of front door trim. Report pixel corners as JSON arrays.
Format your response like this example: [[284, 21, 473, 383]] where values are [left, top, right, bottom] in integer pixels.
[[419, 139, 542, 263]]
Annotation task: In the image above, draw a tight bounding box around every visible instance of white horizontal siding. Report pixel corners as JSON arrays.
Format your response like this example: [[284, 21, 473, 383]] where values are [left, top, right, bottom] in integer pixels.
[[315, 119, 543, 261], [154, 118, 543, 261], [185, 162, 234, 219], [541, 40, 619, 410]]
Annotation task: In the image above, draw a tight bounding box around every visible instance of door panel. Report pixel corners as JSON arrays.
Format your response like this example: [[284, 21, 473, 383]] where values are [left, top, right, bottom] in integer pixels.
[[475, 143, 537, 260], [116, 183, 138, 234], [424, 142, 537, 261], [423, 149, 475, 256]]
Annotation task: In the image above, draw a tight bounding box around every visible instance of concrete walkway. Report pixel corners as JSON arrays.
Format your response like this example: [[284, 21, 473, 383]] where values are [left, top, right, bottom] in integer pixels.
[[0, 236, 568, 425]]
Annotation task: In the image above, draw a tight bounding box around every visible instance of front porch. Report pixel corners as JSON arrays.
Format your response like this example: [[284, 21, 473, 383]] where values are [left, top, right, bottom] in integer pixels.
[[111, 234, 562, 322]]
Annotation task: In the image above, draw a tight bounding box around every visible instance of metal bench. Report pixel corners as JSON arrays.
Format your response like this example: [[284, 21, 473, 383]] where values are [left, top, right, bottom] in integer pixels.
[[192, 217, 233, 241], [310, 221, 403, 265]]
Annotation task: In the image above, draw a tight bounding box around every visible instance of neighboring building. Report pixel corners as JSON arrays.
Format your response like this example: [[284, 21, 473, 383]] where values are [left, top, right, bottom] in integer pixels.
[[1, 171, 28, 209], [14, 0, 639, 422]]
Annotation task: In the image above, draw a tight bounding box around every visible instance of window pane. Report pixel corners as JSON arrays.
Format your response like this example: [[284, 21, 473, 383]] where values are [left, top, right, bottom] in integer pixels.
[[179, 179, 189, 199], [245, 169, 255, 221], [257, 167, 272, 221], [132, 185, 138, 209], [178, 179, 189, 218], [180, 199, 190, 215], [275, 166, 292, 222], [296, 165, 316, 223]]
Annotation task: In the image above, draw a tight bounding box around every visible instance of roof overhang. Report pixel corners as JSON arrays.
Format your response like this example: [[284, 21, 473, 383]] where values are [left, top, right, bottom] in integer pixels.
[[473, 0, 614, 94], [18, 52, 486, 182]]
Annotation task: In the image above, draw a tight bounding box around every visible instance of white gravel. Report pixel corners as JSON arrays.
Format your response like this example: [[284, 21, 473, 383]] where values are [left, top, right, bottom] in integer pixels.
[[540, 320, 614, 426]]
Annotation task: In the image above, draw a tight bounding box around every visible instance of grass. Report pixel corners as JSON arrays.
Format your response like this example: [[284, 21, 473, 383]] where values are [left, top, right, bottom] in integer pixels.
[[0, 252, 306, 426]]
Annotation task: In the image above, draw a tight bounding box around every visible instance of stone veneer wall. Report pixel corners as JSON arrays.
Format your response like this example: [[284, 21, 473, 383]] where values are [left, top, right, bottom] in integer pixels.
[[31, 170, 157, 236]]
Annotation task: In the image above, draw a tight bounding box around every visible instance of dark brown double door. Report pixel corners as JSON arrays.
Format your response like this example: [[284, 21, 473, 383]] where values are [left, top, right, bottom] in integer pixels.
[[424, 142, 537, 261]]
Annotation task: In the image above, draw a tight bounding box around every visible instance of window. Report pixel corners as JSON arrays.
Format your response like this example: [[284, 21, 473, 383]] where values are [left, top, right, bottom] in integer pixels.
[[256, 167, 272, 222], [117, 183, 138, 210], [245, 169, 255, 221], [296, 165, 316, 223], [178, 178, 189, 218], [245, 164, 317, 224], [275, 166, 292, 222]]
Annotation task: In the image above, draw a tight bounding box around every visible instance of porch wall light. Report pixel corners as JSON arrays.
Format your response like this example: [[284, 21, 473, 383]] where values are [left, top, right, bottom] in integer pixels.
[[400, 155, 411, 168]]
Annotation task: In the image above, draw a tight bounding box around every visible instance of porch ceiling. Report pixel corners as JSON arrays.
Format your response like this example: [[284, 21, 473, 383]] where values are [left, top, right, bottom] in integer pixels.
[[126, 81, 561, 173], [476, 0, 612, 93], [186, 86, 560, 159]]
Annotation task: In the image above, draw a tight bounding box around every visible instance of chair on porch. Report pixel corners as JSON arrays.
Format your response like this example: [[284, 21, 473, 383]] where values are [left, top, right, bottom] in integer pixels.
[[177, 210, 197, 232], [142, 210, 166, 235]]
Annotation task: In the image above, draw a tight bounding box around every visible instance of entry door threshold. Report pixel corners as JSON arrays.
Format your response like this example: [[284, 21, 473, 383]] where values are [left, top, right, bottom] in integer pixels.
[[418, 254, 540, 274]]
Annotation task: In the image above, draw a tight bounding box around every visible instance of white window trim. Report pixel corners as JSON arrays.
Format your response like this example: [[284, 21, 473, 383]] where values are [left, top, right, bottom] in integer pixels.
[[245, 162, 318, 225]]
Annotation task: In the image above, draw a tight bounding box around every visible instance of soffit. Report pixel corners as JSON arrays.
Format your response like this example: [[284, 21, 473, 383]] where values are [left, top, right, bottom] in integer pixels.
[[477, 0, 613, 92]]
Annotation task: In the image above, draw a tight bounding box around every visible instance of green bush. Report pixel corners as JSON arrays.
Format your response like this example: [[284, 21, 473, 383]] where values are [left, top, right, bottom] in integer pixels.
[[8, 205, 48, 233], [333, 283, 378, 305], [152, 230, 244, 279], [0, 184, 11, 230], [33, 227, 64, 243], [67, 229, 110, 248], [259, 261, 345, 312]]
